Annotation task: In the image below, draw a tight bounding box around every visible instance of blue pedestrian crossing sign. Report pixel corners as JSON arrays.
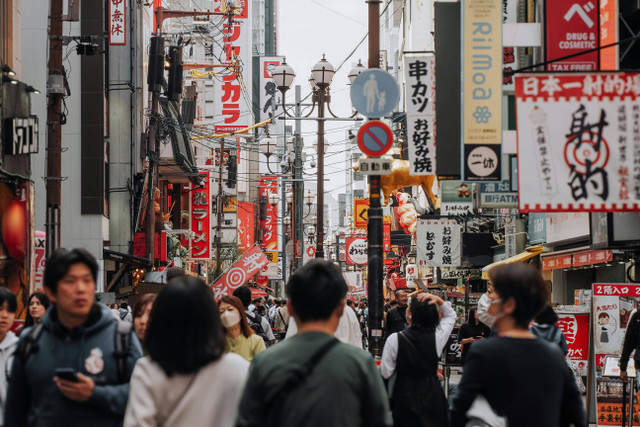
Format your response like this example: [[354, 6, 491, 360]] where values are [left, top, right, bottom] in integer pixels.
[[351, 69, 400, 119]]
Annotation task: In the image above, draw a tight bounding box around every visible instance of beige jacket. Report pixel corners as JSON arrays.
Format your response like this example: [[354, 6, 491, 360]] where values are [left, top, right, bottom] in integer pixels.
[[274, 306, 290, 335]]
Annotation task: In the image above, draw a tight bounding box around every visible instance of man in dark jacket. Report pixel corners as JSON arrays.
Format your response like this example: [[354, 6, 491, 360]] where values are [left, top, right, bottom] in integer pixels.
[[620, 308, 640, 383], [5, 248, 143, 427], [385, 289, 409, 337]]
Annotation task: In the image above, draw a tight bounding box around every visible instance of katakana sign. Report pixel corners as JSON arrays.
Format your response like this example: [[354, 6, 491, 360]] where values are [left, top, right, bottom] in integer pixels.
[[416, 220, 461, 267], [190, 173, 211, 260], [212, 245, 269, 298], [515, 72, 640, 212], [404, 53, 436, 175], [346, 237, 368, 265]]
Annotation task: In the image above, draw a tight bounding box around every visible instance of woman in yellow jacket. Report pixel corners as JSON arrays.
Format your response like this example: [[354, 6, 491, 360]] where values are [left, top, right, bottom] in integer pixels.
[[218, 295, 266, 362]]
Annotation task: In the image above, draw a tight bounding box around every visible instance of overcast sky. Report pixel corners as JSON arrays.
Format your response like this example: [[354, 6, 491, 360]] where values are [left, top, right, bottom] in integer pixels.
[[277, 0, 370, 199]]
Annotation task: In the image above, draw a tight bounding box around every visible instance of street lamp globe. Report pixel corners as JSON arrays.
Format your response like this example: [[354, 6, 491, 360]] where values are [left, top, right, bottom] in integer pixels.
[[283, 216, 291, 226], [348, 59, 366, 85], [286, 192, 293, 205], [304, 190, 315, 206], [272, 58, 296, 92], [311, 55, 334, 87], [313, 137, 329, 154], [308, 74, 319, 92], [268, 192, 279, 206], [260, 137, 276, 157]]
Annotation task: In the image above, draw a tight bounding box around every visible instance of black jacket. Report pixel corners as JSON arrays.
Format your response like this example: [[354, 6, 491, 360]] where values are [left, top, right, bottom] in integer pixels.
[[620, 309, 640, 372]]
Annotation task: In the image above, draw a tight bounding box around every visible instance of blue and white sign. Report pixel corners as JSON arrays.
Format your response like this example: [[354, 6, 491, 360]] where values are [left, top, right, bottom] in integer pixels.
[[479, 181, 518, 208], [351, 69, 400, 119]]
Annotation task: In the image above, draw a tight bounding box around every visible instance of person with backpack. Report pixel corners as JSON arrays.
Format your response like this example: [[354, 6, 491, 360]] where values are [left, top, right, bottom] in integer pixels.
[[218, 296, 266, 362], [118, 302, 133, 323], [274, 301, 290, 341], [236, 260, 392, 427], [5, 248, 143, 427], [233, 287, 276, 347], [530, 305, 568, 356]]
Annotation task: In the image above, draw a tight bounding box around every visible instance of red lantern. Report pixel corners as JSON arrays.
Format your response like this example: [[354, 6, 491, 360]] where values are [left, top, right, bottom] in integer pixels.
[[2, 198, 28, 262]]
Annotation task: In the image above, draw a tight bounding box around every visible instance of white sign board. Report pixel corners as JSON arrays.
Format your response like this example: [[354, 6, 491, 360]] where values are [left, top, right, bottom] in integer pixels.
[[416, 220, 461, 267]]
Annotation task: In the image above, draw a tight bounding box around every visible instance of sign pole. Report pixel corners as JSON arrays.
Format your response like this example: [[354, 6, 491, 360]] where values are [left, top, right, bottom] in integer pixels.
[[366, 0, 384, 359]]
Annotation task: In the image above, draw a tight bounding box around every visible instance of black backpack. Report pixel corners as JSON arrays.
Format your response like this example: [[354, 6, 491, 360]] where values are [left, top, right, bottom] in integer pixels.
[[16, 320, 133, 383], [246, 311, 270, 347]]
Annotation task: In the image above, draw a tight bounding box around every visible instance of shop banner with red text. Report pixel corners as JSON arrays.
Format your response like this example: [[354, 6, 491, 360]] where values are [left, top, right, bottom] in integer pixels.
[[515, 73, 640, 212], [545, 0, 598, 71], [109, 0, 126, 45], [190, 173, 211, 260], [211, 245, 269, 298], [557, 312, 590, 394], [592, 283, 640, 426], [237, 202, 255, 254]]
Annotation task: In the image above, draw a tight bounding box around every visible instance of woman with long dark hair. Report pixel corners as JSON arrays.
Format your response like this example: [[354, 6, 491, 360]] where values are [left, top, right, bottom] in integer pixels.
[[457, 306, 490, 365], [124, 276, 249, 426], [132, 294, 155, 344], [380, 292, 456, 426], [23, 292, 50, 329], [218, 295, 265, 362]]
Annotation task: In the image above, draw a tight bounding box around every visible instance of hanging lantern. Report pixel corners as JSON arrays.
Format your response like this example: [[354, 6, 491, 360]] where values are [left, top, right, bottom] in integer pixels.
[[2, 198, 28, 262]]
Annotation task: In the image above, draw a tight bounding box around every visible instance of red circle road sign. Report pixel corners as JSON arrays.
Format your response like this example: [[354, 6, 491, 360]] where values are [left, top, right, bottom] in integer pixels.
[[357, 120, 393, 157]]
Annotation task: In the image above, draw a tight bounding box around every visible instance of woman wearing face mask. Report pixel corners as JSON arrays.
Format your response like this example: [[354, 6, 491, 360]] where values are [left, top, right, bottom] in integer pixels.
[[133, 294, 156, 344], [450, 264, 586, 427], [219, 296, 266, 362], [23, 292, 50, 329], [380, 292, 456, 427], [457, 307, 490, 366]]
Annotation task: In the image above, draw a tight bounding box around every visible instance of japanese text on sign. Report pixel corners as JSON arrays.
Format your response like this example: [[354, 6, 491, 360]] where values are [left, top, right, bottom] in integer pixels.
[[404, 54, 436, 175], [416, 220, 461, 267], [190, 173, 211, 260], [109, 0, 126, 45]]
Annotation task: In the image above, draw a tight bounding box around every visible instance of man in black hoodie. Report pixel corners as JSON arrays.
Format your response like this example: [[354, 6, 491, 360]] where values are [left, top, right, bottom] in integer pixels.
[[5, 248, 143, 426]]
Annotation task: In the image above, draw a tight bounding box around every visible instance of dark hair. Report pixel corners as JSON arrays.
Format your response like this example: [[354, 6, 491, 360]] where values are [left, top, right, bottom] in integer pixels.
[[466, 306, 478, 325], [489, 263, 548, 329], [232, 286, 252, 308], [0, 287, 17, 313], [219, 295, 254, 338], [133, 294, 156, 319], [286, 259, 347, 323], [120, 302, 128, 310], [165, 267, 186, 282], [534, 305, 558, 325], [409, 297, 440, 331], [44, 248, 98, 294], [145, 276, 225, 376], [395, 289, 407, 298], [24, 292, 50, 327], [598, 312, 610, 320]]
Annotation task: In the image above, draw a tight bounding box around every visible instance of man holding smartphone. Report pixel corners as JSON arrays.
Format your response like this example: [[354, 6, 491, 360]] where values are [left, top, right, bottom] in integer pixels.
[[5, 248, 143, 426]]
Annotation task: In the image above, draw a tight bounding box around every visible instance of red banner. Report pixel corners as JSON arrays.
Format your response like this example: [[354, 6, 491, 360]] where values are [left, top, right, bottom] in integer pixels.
[[237, 202, 255, 254], [572, 250, 613, 267], [542, 254, 573, 270], [190, 173, 211, 260], [599, 0, 618, 70], [593, 283, 640, 297], [545, 0, 599, 71], [211, 245, 269, 298], [557, 313, 590, 361], [259, 177, 278, 251], [383, 223, 391, 251]]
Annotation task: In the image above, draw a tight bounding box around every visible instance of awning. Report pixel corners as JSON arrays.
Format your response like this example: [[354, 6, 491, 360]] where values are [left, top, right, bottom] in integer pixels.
[[249, 287, 268, 298], [481, 245, 544, 280]]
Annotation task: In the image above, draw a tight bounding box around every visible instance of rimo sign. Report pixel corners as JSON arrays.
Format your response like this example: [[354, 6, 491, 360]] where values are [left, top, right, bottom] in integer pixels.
[[190, 173, 211, 260], [3, 117, 38, 154], [109, 0, 126, 46]]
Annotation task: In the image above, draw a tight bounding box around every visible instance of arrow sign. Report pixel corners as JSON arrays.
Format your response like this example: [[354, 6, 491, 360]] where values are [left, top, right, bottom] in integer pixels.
[[359, 208, 368, 222]]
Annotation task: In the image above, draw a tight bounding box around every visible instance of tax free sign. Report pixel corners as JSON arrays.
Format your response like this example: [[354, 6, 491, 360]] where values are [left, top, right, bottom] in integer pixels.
[[462, 0, 503, 181]]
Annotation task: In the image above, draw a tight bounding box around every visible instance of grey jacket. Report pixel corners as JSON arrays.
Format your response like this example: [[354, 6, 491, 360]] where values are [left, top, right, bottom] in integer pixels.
[[5, 303, 143, 427]]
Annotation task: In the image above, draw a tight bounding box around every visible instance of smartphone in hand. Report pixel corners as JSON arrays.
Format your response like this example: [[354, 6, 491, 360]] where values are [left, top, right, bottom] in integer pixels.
[[54, 368, 79, 382]]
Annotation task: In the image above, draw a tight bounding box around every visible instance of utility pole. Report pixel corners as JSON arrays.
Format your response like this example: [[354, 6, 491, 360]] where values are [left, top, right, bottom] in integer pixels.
[[215, 139, 225, 278], [366, 0, 384, 359], [45, 0, 64, 257], [293, 85, 303, 271]]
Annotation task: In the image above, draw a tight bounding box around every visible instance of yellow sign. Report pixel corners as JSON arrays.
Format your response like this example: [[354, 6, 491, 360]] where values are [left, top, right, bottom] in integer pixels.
[[463, 0, 502, 180], [354, 198, 369, 228], [223, 196, 237, 212], [265, 251, 278, 264]]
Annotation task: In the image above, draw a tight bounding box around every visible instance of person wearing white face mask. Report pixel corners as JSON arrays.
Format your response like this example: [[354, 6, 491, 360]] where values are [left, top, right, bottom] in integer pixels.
[[218, 296, 266, 362]]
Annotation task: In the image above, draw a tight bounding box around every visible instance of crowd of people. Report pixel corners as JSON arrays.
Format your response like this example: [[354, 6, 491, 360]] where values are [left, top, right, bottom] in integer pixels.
[[0, 247, 589, 426]]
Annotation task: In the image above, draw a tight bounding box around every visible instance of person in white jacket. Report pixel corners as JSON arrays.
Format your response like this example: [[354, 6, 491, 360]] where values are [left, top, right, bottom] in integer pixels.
[[0, 287, 19, 426], [124, 276, 249, 427]]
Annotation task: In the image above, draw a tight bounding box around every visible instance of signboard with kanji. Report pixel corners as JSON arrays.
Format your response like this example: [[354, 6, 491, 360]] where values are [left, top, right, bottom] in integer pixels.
[[416, 219, 461, 267], [441, 180, 473, 216], [190, 173, 211, 260], [346, 237, 368, 265], [109, 0, 126, 46], [211, 245, 270, 298], [515, 73, 640, 212], [404, 53, 436, 175], [356, 158, 392, 175]]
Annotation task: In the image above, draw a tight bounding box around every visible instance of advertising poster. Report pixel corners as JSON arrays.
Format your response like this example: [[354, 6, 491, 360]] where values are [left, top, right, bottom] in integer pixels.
[[259, 56, 285, 141], [404, 53, 436, 175], [237, 202, 255, 254], [416, 220, 461, 267], [592, 283, 640, 426], [258, 177, 279, 277], [344, 271, 365, 294], [462, 0, 502, 181], [441, 180, 473, 216], [515, 72, 640, 212], [557, 311, 590, 394], [211, 245, 269, 298], [346, 237, 368, 265], [545, 0, 599, 71]]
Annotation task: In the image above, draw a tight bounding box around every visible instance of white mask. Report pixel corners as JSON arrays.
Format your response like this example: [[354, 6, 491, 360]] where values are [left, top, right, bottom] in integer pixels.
[[220, 310, 241, 328], [477, 293, 503, 329]]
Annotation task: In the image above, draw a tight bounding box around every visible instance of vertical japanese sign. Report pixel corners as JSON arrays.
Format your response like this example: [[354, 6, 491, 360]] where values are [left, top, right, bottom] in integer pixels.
[[463, 0, 502, 181], [383, 223, 391, 251], [190, 172, 211, 260], [557, 312, 590, 394], [404, 53, 436, 175], [502, 0, 518, 91], [109, 0, 127, 45], [33, 230, 46, 290], [441, 180, 473, 216], [259, 177, 279, 277], [515, 73, 640, 212], [599, 0, 618, 71], [416, 220, 461, 267], [237, 201, 255, 254], [211, 245, 269, 298], [212, 0, 251, 133], [260, 57, 285, 141], [592, 283, 640, 426], [545, 0, 599, 71]]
